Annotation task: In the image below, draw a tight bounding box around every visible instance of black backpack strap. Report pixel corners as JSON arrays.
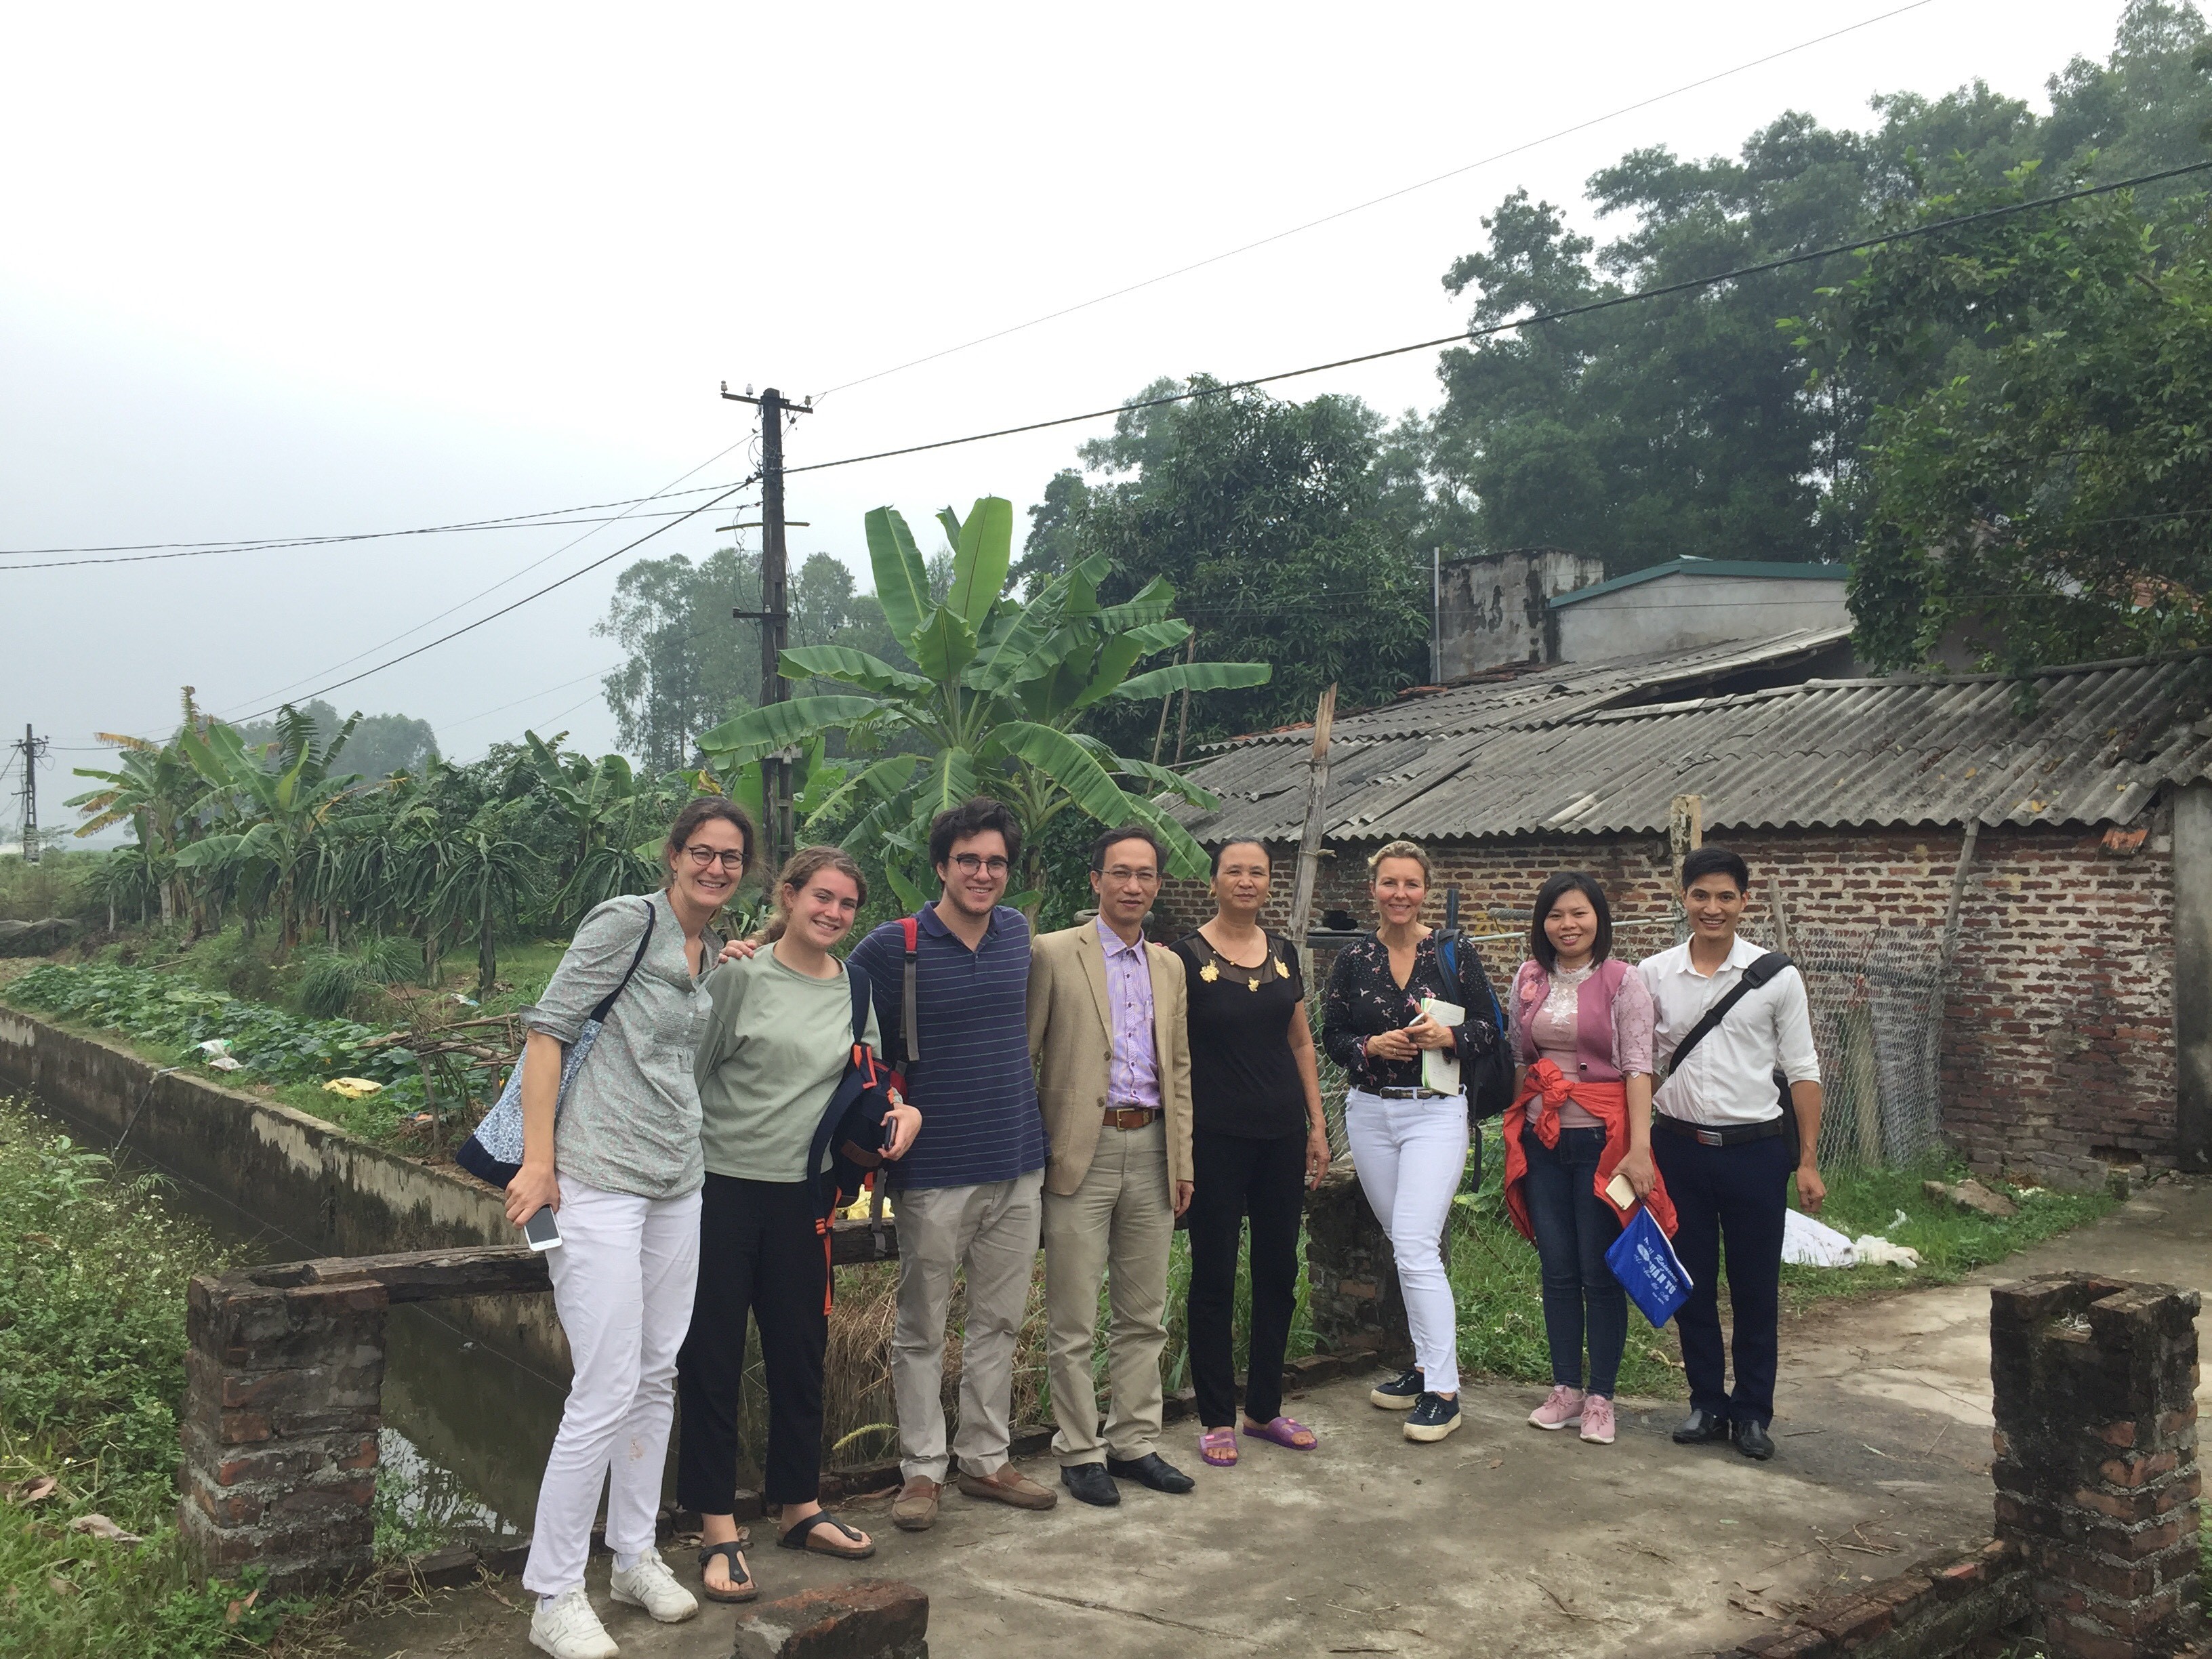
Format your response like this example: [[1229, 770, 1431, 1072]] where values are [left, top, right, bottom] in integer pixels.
[[899, 914, 922, 1065], [586, 898, 657, 1024], [846, 962, 872, 1046], [1664, 951, 1793, 1079]]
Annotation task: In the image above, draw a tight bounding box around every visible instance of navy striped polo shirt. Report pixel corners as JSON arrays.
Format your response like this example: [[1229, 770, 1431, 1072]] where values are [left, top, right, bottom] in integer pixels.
[[848, 903, 1048, 1191]]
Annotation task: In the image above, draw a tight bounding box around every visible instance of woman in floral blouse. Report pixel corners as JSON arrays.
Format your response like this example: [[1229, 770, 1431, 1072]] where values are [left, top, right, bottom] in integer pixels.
[[1321, 839, 1500, 1446]]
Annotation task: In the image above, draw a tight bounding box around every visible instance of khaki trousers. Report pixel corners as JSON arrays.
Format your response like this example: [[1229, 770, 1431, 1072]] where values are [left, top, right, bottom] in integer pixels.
[[1042, 1118, 1172, 1467], [889, 1170, 1044, 1484]]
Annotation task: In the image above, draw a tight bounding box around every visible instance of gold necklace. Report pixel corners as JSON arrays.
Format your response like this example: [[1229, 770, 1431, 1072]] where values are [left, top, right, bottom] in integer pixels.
[[1200, 932, 1287, 991]]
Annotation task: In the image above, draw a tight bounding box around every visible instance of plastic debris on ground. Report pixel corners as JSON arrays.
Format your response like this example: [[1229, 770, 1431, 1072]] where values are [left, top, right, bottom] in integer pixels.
[[197, 1038, 230, 1056], [840, 1189, 894, 1223], [1851, 1235, 1923, 1269], [321, 1077, 385, 1099], [205, 1054, 244, 1072], [1782, 1208, 1858, 1267]]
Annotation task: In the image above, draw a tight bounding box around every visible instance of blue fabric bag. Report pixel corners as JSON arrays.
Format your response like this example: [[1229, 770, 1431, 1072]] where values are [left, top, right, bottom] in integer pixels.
[[455, 899, 655, 1187], [1605, 1206, 1695, 1328]]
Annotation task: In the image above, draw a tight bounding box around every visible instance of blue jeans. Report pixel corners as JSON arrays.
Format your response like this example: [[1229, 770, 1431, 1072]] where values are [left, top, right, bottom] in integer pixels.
[[1517, 1123, 1626, 1397]]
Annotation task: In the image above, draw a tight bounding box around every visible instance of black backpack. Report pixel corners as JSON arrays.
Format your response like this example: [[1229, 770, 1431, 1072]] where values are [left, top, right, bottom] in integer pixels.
[[1437, 931, 1516, 1123], [806, 964, 904, 1227]]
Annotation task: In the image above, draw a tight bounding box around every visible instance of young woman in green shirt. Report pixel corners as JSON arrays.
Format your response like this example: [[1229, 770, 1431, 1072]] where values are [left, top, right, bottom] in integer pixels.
[[676, 846, 921, 1602]]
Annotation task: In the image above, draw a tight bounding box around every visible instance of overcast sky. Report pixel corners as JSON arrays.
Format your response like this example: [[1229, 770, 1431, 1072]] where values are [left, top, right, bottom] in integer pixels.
[[0, 0, 2134, 814]]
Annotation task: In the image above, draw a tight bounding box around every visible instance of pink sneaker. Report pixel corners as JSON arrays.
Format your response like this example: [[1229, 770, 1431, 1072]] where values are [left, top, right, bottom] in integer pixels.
[[1579, 1395, 1616, 1444], [1528, 1385, 1585, 1430]]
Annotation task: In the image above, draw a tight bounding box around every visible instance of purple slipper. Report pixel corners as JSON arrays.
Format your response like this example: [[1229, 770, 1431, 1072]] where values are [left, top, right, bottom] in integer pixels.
[[1242, 1416, 1318, 1451], [1200, 1427, 1239, 1466]]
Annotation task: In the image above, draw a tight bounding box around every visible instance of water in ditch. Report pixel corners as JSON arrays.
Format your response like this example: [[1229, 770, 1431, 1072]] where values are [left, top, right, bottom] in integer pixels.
[[23, 1091, 564, 1549]]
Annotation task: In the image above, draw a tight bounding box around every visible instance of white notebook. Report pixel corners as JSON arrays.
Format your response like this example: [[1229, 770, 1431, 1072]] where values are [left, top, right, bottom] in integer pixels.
[[1419, 996, 1465, 1094]]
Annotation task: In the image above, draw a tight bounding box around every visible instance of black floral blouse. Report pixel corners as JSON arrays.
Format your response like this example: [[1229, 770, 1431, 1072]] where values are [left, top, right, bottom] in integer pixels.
[[1322, 930, 1500, 1093]]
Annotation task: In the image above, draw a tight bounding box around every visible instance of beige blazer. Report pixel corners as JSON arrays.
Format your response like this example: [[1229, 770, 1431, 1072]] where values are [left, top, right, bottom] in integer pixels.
[[1026, 922, 1195, 1199]]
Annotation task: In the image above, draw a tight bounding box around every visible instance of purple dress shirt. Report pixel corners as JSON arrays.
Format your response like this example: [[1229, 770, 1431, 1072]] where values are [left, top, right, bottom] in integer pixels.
[[1095, 916, 1161, 1109]]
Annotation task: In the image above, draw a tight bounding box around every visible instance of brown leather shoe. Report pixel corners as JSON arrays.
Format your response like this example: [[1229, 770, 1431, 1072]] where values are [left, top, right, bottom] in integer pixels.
[[956, 1462, 1059, 1510], [890, 1477, 941, 1532]]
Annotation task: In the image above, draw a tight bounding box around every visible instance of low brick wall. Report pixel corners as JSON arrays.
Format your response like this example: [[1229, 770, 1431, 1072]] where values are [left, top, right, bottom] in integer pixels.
[[1991, 1272, 2203, 1657], [0, 1004, 570, 1376], [1717, 1540, 2030, 1659]]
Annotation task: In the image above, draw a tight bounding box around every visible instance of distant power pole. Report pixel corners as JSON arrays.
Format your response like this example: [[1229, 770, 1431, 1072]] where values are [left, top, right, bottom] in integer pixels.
[[720, 382, 813, 878], [13, 724, 49, 863]]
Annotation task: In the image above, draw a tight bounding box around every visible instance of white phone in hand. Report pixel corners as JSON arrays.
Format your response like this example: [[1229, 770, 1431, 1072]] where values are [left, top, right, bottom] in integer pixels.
[[523, 1206, 562, 1252]]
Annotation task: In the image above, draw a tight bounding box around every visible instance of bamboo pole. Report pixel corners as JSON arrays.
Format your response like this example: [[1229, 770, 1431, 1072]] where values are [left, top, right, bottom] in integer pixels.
[[1286, 684, 1338, 981]]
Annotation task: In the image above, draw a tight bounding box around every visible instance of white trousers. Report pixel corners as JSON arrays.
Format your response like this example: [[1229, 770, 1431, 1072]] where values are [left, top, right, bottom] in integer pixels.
[[523, 1179, 702, 1597], [1345, 1088, 1469, 1395]]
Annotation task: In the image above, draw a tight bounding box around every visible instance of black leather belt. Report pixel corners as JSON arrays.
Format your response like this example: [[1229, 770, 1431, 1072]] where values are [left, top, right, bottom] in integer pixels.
[[1372, 1086, 1452, 1100], [1654, 1113, 1787, 1147]]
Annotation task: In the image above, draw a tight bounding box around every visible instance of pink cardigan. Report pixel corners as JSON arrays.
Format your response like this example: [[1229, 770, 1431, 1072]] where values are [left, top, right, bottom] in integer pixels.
[[1507, 958, 1656, 1081]]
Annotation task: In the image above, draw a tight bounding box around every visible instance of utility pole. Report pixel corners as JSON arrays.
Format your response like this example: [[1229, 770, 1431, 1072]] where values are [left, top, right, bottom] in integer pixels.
[[721, 382, 812, 878], [13, 724, 49, 863]]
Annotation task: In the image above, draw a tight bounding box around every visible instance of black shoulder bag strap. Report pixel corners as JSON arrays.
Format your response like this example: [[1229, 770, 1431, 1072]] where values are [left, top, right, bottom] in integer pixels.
[[586, 898, 657, 1025], [1662, 950, 1792, 1080]]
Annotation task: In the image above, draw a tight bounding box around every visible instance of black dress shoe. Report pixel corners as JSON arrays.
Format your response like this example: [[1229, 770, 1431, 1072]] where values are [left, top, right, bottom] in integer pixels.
[[1673, 1408, 1731, 1444], [1105, 1452, 1195, 1494], [1061, 1462, 1121, 1507], [1732, 1418, 1775, 1461]]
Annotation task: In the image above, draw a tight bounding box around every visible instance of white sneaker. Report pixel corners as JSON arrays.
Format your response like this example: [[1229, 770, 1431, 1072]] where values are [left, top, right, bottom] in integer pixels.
[[529, 1586, 619, 1659], [609, 1552, 699, 1624]]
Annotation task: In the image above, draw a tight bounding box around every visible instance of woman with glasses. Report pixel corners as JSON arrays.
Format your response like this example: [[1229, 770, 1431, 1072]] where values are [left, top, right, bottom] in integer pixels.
[[510, 798, 751, 1659]]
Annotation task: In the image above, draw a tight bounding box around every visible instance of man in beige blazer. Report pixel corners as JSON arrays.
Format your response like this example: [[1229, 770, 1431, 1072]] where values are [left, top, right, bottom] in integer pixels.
[[1027, 824, 1196, 1507]]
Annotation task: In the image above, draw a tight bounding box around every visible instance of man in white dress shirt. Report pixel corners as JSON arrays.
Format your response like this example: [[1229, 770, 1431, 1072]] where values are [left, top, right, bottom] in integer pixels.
[[1639, 846, 1824, 1462]]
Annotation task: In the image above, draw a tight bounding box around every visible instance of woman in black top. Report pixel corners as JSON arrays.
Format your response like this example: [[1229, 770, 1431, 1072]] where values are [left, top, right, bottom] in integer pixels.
[[1171, 839, 1330, 1467], [1321, 838, 1500, 1446]]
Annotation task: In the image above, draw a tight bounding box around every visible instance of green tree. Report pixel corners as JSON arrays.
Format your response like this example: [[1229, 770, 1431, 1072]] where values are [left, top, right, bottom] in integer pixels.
[[431, 806, 539, 996], [1813, 170, 2212, 671], [1026, 377, 1429, 746], [238, 700, 436, 780], [699, 497, 1269, 908]]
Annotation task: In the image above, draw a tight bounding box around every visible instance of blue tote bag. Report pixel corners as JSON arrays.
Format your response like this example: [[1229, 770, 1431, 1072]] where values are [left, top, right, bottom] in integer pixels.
[[1605, 1206, 1695, 1328]]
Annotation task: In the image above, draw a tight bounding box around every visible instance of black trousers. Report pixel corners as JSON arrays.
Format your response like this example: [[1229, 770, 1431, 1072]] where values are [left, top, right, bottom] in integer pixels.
[[1650, 1129, 1791, 1427], [1185, 1128, 1307, 1429], [676, 1173, 827, 1513]]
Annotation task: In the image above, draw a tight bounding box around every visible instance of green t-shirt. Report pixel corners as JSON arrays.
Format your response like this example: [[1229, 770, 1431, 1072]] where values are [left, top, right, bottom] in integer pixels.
[[693, 946, 879, 1183]]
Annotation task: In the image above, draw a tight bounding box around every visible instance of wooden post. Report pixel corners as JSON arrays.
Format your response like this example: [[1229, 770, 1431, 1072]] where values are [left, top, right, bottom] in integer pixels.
[[1765, 869, 1793, 955], [1668, 793, 1703, 943], [1286, 684, 1338, 979]]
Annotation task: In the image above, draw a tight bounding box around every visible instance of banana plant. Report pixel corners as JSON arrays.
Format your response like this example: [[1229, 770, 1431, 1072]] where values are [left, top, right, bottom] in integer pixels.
[[699, 496, 1269, 909]]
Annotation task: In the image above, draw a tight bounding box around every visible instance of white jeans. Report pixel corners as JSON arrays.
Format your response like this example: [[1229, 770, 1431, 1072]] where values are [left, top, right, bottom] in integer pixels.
[[523, 1179, 702, 1597], [1345, 1088, 1469, 1395]]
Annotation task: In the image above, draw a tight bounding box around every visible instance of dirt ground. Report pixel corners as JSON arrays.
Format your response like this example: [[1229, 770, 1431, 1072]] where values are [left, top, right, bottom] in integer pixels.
[[340, 1182, 2212, 1659]]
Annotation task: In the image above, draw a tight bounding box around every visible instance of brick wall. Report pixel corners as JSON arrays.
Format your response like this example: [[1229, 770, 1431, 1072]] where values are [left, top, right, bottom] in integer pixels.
[[1156, 813, 2178, 1180]]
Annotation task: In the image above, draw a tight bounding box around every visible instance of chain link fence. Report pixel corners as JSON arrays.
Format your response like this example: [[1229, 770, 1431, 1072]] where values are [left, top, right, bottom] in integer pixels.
[[1311, 916, 1947, 1177]]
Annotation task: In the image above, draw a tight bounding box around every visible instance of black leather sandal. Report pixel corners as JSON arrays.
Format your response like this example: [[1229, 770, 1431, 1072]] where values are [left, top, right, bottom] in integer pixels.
[[695, 1537, 756, 1603], [777, 1511, 875, 1559]]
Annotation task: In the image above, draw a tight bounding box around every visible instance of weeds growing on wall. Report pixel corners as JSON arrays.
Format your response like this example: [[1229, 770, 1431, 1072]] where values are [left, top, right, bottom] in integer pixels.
[[0, 1096, 308, 1658]]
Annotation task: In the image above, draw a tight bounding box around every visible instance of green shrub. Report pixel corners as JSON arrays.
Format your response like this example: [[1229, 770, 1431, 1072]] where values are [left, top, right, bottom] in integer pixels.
[[294, 936, 419, 1019], [0, 1098, 310, 1657]]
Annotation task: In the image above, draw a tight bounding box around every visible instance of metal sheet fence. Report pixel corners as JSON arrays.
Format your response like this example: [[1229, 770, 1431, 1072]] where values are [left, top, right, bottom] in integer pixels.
[[1311, 918, 1947, 1176]]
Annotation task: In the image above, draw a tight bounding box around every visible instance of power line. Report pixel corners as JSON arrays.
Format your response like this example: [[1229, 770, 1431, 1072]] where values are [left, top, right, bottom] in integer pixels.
[[786, 157, 2212, 481], [0, 482, 752, 560], [810, 0, 1942, 400], [215, 473, 760, 726]]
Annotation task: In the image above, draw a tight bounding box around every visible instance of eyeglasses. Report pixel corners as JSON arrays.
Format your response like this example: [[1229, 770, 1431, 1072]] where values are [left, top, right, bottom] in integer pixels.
[[949, 854, 1010, 876], [682, 844, 746, 872], [1098, 865, 1161, 885]]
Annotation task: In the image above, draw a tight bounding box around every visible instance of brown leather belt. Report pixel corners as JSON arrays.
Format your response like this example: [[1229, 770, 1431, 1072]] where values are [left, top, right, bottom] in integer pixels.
[[1102, 1105, 1160, 1129]]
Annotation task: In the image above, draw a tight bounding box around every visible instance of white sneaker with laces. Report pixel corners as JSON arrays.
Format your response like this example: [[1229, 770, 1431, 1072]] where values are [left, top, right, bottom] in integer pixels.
[[529, 1586, 619, 1659], [609, 1552, 699, 1624]]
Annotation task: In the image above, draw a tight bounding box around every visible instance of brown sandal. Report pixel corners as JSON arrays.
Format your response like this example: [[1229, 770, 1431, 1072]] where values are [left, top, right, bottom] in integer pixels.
[[777, 1511, 875, 1559], [696, 1536, 756, 1603]]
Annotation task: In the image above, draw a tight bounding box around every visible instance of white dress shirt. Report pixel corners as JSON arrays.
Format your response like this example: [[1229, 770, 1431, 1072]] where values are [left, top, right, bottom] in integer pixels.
[[1640, 935, 1820, 1126]]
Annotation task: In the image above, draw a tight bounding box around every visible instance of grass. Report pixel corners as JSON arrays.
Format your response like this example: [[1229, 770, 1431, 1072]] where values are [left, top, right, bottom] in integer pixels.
[[0, 1095, 315, 1658], [1440, 1120, 2116, 1399]]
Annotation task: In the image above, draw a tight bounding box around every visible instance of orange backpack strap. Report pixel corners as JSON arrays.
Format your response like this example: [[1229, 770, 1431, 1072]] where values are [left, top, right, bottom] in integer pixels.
[[899, 914, 922, 1066]]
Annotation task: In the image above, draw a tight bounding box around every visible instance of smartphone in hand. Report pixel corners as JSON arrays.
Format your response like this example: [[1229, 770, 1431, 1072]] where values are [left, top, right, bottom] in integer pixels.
[[523, 1206, 562, 1252]]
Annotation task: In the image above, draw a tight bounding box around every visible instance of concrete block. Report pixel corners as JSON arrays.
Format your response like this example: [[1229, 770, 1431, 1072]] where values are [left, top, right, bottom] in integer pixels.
[[731, 1578, 929, 1658]]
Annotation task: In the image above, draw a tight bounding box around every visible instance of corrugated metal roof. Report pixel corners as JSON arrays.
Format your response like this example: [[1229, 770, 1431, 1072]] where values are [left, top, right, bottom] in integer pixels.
[[1221, 628, 1856, 749], [1547, 558, 1849, 609], [1174, 649, 2212, 843]]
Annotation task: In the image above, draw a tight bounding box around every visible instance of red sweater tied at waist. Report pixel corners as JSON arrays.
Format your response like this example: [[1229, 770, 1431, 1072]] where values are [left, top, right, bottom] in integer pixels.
[[1502, 1058, 1677, 1242]]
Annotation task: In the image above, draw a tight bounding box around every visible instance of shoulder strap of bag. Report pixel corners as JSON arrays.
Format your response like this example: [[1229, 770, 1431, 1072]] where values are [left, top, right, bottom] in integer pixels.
[[1664, 950, 1792, 1078], [1437, 931, 1502, 1029], [846, 962, 872, 1048], [585, 898, 657, 1024], [898, 914, 922, 1064]]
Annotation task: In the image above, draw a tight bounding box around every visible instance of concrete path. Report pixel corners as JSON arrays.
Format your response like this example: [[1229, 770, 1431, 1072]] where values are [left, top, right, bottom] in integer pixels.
[[340, 1184, 2211, 1659]]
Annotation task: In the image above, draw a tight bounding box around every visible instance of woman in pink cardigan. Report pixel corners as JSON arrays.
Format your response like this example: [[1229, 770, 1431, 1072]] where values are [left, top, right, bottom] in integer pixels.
[[1500, 873, 1671, 1447]]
